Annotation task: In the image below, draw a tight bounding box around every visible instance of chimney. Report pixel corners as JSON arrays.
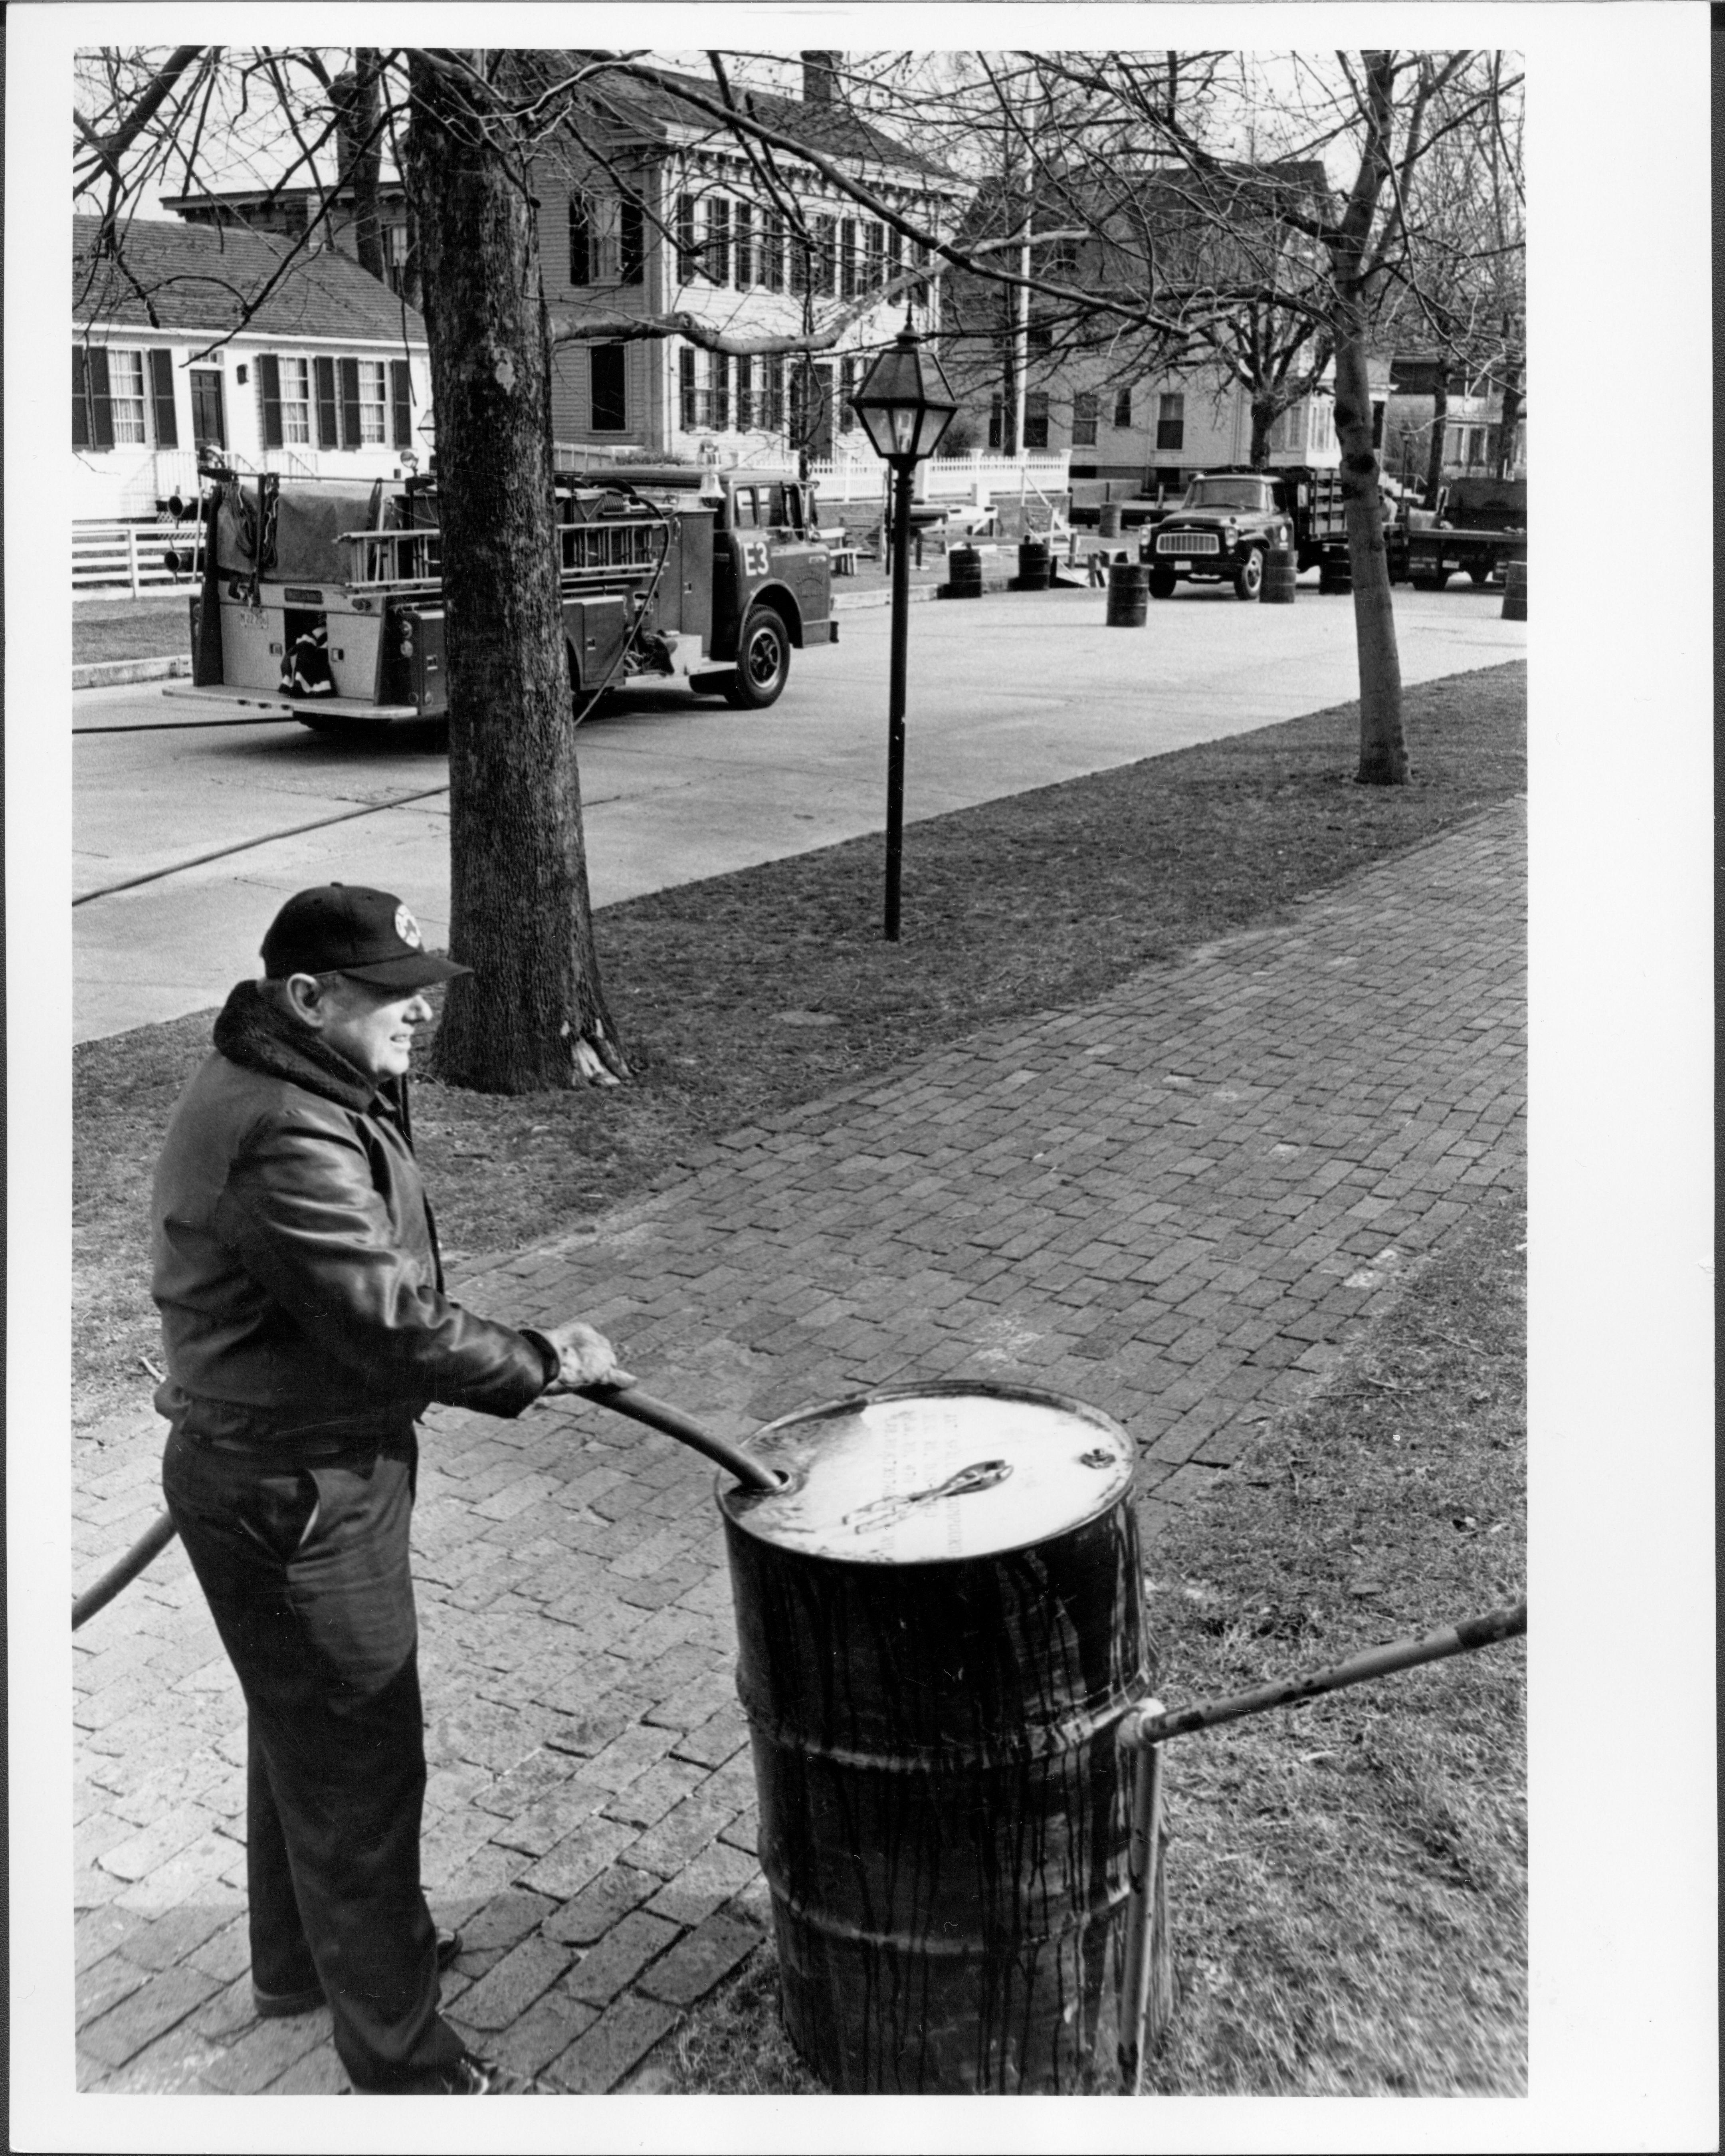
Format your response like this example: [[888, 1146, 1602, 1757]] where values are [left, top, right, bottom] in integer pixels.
[[330, 69, 361, 188], [801, 52, 839, 107]]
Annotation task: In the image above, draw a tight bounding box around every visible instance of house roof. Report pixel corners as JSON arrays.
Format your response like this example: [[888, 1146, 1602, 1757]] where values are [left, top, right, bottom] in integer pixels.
[[550, 58, 960, 188], [73, 215, 426, 347]]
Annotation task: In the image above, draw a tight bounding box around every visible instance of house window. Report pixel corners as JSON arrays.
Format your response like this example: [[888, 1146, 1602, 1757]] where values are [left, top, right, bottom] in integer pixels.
[[1113, 386, 1132, 428], [1023, 390, 1049, 450], [385, 222, 412, 296], [735, 354, 755, 431], [267, 356, 312, 445], [108, 350, 149, 444], [733, 202, 754, 288], [767, 352, 786, 433], [706, 199, 731, 287], [590, 344, 626, 432], [355, 359, 388, 444], [761, 211, 786, 293], [1072, 392, 1098, 447], [1155, 391, 1184, 451], [676, 194, 699, 283], [620, 199, 644, 285], [887, 226, 904, 291]]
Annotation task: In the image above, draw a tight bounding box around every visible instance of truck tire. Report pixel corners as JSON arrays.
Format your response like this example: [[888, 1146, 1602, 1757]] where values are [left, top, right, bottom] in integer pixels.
[[1411, 573, 1448, 593], [1233, 550, 1264, 601], [723, 606, 790, 709], [1468, 563, 1493, 587], [1148, 565, 1177, 600]]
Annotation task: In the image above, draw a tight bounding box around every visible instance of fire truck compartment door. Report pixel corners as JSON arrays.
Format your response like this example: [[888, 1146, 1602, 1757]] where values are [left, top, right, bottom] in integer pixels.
[[562, 594, 633, 687]]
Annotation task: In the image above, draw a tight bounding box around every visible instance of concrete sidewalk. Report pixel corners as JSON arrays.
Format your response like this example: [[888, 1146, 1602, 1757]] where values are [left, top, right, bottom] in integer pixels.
[[71, 799, 1525, 2095]]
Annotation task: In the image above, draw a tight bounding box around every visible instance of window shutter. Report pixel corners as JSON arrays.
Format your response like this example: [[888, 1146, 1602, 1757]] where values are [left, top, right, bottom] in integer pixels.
[[88, 345, 115, 448], [73, 347, 91, 449], [259, 353, 283, 448], [315, 356, 340, 448], [390, 360, 412, 448], [340, 358, 362, 448], [735, 355, 753, 432], [679, 347, 698, 431], [710, 351, 729, 432], [569, 198, 591, 287], [148, 349, 179, 447], [620, 199, 644, 286], [706, 200, 730, 287]]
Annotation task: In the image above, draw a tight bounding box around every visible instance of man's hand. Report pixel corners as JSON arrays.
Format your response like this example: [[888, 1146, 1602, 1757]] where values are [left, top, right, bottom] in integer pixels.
[[539, 1320, 633, 1395]]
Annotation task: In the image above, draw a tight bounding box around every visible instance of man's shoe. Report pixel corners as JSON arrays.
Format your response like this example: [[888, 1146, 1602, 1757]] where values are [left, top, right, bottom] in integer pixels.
[[253, 1929, 464, 2019], [403, 2050, 500, 2095]]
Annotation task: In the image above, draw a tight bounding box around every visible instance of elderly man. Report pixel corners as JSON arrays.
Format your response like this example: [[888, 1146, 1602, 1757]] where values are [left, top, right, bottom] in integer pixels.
[[152, 884, 624, 2095]]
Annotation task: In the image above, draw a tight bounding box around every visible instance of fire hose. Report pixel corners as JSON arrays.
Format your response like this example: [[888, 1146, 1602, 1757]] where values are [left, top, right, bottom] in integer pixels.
[[70, 1381, 781, 1632]]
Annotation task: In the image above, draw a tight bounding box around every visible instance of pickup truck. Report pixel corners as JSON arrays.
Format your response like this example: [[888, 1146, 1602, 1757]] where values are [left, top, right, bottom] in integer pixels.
[[1146, 468, 1348, 599]]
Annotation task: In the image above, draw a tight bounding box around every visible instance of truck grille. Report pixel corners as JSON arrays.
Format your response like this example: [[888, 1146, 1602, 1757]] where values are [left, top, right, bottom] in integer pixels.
[[1157, 530, 1219, 555]]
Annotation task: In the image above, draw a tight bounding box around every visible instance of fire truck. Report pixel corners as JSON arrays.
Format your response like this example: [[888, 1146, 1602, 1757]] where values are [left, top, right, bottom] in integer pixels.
[[173, 463, 836, 733]]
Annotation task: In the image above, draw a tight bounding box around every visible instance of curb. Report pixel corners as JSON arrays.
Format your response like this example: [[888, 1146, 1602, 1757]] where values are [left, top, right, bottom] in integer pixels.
[[74, 655, 192, 690]]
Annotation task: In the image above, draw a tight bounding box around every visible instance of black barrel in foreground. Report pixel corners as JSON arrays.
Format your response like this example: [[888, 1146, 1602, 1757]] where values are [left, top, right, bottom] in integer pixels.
[[719, 1381, 1152, 2094]]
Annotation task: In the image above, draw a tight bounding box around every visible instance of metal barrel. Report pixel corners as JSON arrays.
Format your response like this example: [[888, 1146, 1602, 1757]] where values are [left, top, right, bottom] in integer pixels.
[[719, 1381, 1152, 2093], [1501, 557, 1527, 621], [1097, 502, 1123, 539], [944, 545, 984, 598], [1317, 544, 1353, 594], [1105, 560, 1149, 627], [1016, 539, 1052, 591], [1262, 543, 1298, 605]]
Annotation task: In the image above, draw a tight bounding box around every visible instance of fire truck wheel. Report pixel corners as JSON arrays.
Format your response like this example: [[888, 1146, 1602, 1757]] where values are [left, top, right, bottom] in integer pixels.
[[1147, 566, 1177, 600], [1233, 550, 1265, 601], [724, 607, 790, 709]]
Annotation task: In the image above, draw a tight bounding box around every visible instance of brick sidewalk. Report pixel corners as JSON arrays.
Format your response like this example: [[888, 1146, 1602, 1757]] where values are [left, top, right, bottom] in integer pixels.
[[72, 799, 1525, 2094]]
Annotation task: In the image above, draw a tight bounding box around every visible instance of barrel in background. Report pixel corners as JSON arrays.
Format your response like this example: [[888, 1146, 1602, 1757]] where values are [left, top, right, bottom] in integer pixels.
[[1014, 538, 1052, 591], [1501, 557, 1527, 621], [1105, 560, 1149, 627], [720, 1382, 1152, 2094], [943, 544, 983, 598], [1097, 501, 1123, 539]]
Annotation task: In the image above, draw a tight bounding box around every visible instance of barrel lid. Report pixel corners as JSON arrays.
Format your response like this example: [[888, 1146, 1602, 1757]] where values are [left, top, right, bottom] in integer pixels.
[[720, 1383, 1134, 1566]]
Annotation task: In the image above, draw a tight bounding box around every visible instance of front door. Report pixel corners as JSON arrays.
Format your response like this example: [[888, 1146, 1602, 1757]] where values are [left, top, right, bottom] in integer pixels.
[[191, 369, 226, 451]]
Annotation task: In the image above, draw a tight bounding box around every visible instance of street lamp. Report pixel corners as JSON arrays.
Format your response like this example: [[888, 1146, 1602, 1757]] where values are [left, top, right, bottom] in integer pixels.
[[850, 317, 958, 940]]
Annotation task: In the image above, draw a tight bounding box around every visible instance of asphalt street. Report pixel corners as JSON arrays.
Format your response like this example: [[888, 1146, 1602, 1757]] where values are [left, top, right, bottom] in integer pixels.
[[73, 581, 1525, 1041]]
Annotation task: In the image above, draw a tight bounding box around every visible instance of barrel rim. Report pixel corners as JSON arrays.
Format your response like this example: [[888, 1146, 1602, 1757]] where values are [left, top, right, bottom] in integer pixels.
[[715, 1378, 1137, 1562]]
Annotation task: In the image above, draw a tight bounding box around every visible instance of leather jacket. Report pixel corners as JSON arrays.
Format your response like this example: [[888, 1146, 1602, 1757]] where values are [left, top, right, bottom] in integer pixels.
[[152, 980, 553, 1444]]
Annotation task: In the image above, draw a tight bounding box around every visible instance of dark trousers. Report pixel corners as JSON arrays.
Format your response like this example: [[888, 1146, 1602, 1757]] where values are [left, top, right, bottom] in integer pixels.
[[161, 1422, 465, 2092]]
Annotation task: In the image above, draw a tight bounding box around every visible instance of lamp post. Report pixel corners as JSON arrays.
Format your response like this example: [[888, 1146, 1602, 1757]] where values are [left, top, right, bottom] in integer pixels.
[[850, 317, 958, 940]]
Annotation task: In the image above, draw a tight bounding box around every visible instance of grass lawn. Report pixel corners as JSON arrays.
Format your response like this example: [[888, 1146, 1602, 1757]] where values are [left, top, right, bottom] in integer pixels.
[[658, 1187, 1527, 2095], [74, 661, 1523, 1438], [74, 595, 194, 668]]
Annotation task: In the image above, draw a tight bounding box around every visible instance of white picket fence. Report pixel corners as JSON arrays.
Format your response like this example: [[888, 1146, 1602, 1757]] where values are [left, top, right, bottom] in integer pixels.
[[811, 448, 1071, 507], [74, 520, 205, 601]]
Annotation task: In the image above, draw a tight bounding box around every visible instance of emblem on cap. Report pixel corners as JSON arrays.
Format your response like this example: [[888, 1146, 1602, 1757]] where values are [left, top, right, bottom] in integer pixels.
[[394, 904, 423, 949]]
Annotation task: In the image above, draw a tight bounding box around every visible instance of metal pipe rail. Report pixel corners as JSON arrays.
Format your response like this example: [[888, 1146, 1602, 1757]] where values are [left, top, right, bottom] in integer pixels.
[[1115, 1599, 1527, 2093]]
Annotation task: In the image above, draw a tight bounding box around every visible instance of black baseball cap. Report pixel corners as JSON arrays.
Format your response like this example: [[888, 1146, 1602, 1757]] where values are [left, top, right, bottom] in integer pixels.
[[261, 884, 471, 990]]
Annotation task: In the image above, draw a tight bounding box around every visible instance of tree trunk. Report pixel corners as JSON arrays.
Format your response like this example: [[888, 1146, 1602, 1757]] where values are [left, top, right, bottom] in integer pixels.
[[403, 54, 627, 1092], [1334, 328, 1407, 785], [1495, 349, 1523, 478], [1248, 400, 1274, 469], [1423, 357, 1450, 509]]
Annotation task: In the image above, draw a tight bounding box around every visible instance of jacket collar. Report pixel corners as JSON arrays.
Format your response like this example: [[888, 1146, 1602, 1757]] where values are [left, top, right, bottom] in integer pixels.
[[213, 978, 386, 1116]]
